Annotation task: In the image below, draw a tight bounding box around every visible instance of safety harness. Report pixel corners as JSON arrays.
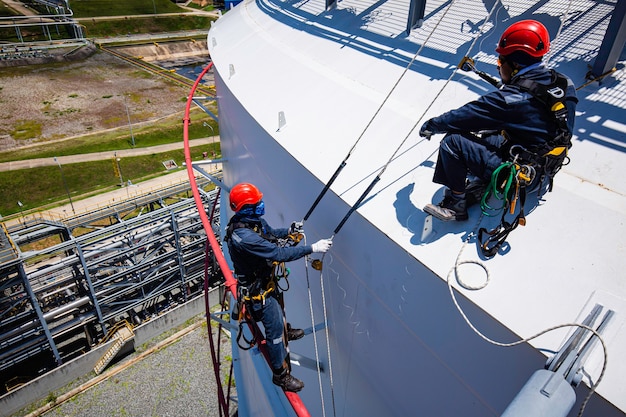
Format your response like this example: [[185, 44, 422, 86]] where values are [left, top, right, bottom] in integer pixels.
[[478, 71, 573, 258], [511, 70, 572, 192], [224, 220, 303, 349]]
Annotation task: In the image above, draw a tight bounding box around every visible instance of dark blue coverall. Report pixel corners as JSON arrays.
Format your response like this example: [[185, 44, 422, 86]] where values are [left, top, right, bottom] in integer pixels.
[[226, 214, 313, 370], [421, 63, 578, 192]]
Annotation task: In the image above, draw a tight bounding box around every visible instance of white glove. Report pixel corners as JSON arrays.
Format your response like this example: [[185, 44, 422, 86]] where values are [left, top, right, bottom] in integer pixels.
[[289, 221, 304, 234], [311, 239, 332, 253]]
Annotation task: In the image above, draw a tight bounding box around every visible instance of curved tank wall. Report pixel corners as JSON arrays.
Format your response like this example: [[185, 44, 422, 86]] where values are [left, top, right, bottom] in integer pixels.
[[214, 70, 622, 416]]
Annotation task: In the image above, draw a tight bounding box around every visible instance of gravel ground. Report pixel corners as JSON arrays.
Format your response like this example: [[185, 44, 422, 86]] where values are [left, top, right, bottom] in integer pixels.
[[38, 322, 237, 417]]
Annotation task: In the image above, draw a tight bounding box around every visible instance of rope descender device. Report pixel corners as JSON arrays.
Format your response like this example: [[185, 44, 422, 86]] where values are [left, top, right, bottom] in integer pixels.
[[458, 56, 502, 88], [311, 259, 323, 271]]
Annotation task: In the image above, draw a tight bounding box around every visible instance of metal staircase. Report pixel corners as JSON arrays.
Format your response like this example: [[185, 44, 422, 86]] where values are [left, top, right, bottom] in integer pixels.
[[93, 322, 135, 375]]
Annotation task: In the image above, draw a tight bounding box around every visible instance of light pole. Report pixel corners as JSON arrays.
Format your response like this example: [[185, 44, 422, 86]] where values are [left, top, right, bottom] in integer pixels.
[[124, 94, 135, 147], [203, 121, 214, 135], [203, 122, 216, 170], [114, 152, 124, 188], [17, 200, 25, 225], [54, 157, 75, 214]]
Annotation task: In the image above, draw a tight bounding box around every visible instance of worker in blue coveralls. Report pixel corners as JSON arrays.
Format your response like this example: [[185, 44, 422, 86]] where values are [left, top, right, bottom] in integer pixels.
[[225, 182, 332, 392], [419, 19, 577, 221]]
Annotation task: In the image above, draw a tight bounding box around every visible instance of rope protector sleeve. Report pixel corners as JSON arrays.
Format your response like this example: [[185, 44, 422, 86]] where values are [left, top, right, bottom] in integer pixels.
[[303, 161, 347, 222], [333, 176, 380, 235]]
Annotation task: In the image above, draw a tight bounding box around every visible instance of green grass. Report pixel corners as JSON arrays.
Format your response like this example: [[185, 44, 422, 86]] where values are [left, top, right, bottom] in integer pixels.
[[70, 0, 183, 18], [186, 2, 216, 12], [0, 2, 220, 218], [81, 15, 214, 38], [11, 120, 42, 141], [0, 145, 213, 216], [0, 3, 17, 16], [0, 114, 219, 163]]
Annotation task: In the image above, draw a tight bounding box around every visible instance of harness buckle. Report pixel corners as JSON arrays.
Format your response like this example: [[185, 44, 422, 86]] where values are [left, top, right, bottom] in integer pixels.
[[239, 286, 249, 299], [516, 164, 535, 186], [238, 280, 275, 304]]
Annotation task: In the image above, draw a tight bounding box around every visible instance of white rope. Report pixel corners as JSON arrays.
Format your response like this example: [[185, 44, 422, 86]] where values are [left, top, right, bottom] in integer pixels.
[[302, 2, 506, 414], [340, 0, 462, 162], [302, 0, 520, 414], [301, 3, 470, 413], [302, 234, 327, 417], [376, 0, 503, 181], [445, 3, 610, 414], [318, 252, 337, 417], [448, 216, 608, 417]]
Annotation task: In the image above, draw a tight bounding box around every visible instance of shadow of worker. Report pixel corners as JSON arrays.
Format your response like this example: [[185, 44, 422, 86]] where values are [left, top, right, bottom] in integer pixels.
[[394, 180, 545, 256]]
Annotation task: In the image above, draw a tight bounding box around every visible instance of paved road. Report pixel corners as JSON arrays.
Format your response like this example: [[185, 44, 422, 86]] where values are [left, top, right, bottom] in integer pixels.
[[0, 137, 219, 171]]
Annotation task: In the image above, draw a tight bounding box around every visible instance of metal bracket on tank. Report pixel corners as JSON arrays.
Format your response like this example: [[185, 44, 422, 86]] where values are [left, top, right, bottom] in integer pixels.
[[278, 111, 287, 131], [546, 303, 614, 387], [290, 321, 328, 372], [502, 303, 613, 417]]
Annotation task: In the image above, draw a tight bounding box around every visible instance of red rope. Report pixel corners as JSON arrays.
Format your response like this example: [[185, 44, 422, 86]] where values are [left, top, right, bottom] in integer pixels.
[[183, 63, 311, 417]]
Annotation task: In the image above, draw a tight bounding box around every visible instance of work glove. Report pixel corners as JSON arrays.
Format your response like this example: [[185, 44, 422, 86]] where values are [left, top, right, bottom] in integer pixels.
[[419, 120, 434, 140], [289, 221, 304, 234], [311, 239, 333, 253]]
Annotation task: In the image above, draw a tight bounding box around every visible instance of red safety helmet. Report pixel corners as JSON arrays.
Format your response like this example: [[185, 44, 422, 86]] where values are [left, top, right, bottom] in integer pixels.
[[229, 183, 263, 212], [496, 20, 550, 58]]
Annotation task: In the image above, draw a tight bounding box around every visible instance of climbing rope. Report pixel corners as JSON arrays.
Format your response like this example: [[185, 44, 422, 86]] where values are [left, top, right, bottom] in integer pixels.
[[303, 0, 462, 223], [448, 2, 608, 414], [302, 233, 328, 417], [449, 214, 608, 417], [318, 250, 337, 417], [299, 3, 476, 413], [480, 162, 518, 216], [328, 0, 504, 238], [301, 4, 512, 414]]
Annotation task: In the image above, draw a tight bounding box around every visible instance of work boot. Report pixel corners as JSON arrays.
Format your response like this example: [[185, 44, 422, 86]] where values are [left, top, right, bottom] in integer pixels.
[[287, 323, 304, 341], [424, 190, 468, 221], [465, 180, 486, 207], [272, 368, 304, 392]]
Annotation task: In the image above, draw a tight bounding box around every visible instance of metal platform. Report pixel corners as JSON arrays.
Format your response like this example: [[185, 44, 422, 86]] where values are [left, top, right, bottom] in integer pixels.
[[0, 183, 221, 394], [0, 0, 84, 47]]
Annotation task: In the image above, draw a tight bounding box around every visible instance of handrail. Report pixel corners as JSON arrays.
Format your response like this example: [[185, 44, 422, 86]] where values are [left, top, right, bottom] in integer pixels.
[[98, 320, 134, 344], [4, 175, 205, 227], [182, 64, 311, 417], [0, 222, 19, 258]]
